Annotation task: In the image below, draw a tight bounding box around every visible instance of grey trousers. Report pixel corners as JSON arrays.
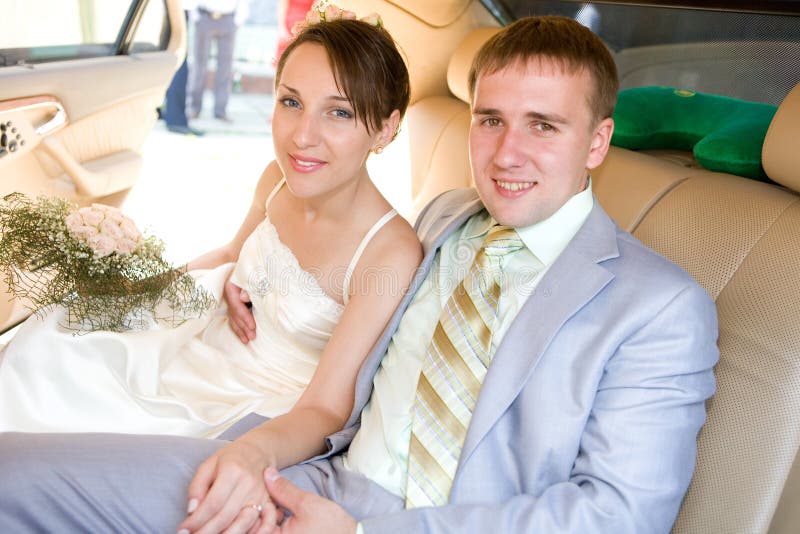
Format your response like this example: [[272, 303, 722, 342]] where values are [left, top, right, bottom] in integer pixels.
[[0, 428, 402, 532], [189, 11, 237, 117]]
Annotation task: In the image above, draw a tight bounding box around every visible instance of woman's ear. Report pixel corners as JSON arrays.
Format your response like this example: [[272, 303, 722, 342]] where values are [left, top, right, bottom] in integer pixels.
[[375, 109, 401, 150]]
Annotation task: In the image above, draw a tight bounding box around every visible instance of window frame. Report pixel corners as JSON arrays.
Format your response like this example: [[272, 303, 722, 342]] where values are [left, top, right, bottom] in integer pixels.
[[481, 0, 800, 25], [0, 0, 169, 68]]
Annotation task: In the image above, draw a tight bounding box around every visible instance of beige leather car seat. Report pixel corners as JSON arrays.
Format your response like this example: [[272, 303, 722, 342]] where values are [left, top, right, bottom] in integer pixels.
[[624, 83, 800, 534], [407, 26, 800, 533]]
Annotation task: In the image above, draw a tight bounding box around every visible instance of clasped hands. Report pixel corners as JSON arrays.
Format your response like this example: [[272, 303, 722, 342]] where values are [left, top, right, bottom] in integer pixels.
[[176, 439, 357, 534]]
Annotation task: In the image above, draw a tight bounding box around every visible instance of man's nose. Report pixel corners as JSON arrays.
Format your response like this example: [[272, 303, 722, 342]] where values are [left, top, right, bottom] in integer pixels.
[[492, 127, 526, 168]]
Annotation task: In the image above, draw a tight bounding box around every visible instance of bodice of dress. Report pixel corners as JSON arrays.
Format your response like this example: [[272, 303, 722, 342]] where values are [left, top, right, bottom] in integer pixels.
[[229, 216, 344, 371]]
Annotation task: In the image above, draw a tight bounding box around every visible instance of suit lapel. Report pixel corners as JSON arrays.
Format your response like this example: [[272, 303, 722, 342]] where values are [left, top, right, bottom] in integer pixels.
[[456, 202, 622, 476]]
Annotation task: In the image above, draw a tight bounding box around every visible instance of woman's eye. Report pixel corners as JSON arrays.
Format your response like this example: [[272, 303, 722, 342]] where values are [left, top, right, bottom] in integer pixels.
[[332, 108, 354, 119], [280, 97, 300, 109]]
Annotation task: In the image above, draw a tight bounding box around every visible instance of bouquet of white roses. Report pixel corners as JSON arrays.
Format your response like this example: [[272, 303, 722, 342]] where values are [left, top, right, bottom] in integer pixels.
[[0, 193, 214, 332]]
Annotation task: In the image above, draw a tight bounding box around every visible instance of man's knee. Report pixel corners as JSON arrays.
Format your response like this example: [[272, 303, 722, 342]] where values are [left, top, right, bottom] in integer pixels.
[[0, 432, 225, 532]]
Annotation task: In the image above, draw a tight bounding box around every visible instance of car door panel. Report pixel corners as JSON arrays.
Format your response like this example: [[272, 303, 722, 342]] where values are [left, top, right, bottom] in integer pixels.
[[0, 0, 185, 332]]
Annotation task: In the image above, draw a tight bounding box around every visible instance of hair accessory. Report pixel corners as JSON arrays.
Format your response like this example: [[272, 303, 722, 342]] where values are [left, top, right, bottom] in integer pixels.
[[291, 1, 383, 37]]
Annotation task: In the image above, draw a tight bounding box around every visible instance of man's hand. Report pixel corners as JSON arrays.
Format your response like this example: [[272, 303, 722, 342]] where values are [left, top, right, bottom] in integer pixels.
[[264, 468, 357, 534], [224, 279, 256, 343], [177, 439, 277, 534]]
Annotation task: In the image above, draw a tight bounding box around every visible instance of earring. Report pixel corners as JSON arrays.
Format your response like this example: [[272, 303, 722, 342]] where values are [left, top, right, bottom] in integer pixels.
[[372, 145, 384, 154]]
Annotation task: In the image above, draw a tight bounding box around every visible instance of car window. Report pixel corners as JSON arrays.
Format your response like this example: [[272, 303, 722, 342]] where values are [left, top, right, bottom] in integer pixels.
[[0, 0, 167, 67], [487, 0, 800, 105]]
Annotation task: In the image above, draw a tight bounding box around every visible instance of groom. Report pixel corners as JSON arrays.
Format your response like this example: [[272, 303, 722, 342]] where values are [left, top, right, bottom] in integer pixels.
[[0, 16, 717, 534]]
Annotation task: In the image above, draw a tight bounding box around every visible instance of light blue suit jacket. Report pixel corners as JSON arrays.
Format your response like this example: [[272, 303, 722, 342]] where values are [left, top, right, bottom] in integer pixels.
[[322, 188, 719, 533]]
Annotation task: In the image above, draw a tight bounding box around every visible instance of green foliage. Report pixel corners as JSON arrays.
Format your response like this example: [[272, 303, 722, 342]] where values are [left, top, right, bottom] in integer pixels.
[[0, 193, 215, 333]]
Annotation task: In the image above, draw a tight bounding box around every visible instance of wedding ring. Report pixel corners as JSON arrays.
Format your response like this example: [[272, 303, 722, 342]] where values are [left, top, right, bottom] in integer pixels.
[[243, 503, 263, 515]]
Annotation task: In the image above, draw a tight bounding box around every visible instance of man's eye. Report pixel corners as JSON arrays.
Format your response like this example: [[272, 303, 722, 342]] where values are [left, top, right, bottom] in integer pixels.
[[482, 117, 501, 127], [534, 122, 556, 133]]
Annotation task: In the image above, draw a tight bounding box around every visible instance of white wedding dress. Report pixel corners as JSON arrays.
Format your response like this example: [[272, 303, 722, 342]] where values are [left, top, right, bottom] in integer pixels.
[[0, 179, 396, 438]]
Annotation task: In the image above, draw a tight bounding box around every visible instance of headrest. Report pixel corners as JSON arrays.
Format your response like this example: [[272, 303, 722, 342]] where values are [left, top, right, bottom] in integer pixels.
[[387, 0, 472, 27], [762, 81, 800, 192], [446, 27, 501, 103]]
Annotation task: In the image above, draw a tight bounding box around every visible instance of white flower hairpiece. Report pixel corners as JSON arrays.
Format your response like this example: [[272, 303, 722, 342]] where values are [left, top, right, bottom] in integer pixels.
[[291, 1, 383, 37]]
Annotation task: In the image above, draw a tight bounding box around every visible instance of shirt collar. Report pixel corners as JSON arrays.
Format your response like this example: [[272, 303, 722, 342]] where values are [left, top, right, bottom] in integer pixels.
[[464, 178, 594, 267]]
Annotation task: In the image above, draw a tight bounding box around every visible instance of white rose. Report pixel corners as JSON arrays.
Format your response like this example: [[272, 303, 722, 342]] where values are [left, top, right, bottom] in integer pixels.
[[324, 5, 343, 20], [107, 209, 127, 224], [115, 238, 139, 255], [99, 218, 124, 241], [119, 218, 142, 242], [359, 13, 381, 25], [306, 9, 322, 24], [65, 212, 82, 232], [88, 234, 116, 257], [79, 207, 104, 227], [71, 224, 99, 241]]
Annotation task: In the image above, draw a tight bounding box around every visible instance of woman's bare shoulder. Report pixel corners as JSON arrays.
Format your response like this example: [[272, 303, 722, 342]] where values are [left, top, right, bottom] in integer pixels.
[[252, 161, 284, 207], [361, 213, 422, 272]]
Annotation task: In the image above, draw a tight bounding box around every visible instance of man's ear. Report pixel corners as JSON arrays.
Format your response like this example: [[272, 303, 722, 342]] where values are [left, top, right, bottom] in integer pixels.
[[375, 109, 402, 150], [586, 117, 614, 170]]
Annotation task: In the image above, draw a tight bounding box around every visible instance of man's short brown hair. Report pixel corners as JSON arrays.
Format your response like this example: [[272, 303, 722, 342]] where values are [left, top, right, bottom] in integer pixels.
[[276, 20, 410, 135], [468, 16, 619, 124]]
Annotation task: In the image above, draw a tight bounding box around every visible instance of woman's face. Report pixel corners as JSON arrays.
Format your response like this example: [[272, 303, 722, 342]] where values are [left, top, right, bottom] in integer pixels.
[[272, 42, 383, 202]]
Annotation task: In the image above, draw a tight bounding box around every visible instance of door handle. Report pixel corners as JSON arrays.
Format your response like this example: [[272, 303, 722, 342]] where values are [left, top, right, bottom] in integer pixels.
[[0, 95, 68, 137], [34, 101, 67, 135]]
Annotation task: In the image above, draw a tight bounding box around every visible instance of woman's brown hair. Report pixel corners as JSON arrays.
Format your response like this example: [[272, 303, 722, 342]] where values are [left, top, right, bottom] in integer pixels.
[[276, 19, 410, 135]]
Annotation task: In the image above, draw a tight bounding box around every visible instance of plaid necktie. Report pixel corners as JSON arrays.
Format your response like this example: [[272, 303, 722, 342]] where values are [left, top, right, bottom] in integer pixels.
[[405, 225, 524, 508]]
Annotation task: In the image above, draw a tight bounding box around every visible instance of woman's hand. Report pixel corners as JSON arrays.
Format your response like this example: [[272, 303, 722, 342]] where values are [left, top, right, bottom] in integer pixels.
[[225, 280, 256, 344], [177, 437, 278, 534]]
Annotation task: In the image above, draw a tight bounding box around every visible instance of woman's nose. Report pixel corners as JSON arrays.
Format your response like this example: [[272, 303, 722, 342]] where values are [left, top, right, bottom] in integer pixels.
[[292, 112, 321, 148]]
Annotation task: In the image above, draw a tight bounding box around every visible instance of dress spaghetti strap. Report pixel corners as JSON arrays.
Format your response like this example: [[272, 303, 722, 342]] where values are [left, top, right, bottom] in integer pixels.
[[264, 177, 285, 214], [342, 209, 398, 306]]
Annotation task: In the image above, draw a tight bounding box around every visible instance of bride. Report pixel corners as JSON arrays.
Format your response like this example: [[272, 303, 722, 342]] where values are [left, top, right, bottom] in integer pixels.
[[0, 6, 420, 441]]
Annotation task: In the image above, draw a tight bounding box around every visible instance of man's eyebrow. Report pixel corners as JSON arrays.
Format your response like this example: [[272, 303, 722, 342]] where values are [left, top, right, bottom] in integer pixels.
[[472, 107, 500, 116], [526, 111, 569, 124], [472, 107, 569, 125]]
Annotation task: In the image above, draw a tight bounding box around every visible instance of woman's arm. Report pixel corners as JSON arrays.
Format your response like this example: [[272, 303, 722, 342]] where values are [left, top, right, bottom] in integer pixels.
[[177, 217, 423, 534]]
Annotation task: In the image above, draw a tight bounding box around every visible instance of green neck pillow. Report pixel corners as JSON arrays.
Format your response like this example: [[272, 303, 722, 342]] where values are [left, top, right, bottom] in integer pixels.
[[611, 86, 777, 180]]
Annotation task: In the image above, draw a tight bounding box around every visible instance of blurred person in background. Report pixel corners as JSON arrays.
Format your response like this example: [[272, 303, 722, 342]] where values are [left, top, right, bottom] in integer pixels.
[[189, 0, 250, 122], [162, 0, 204, 136]]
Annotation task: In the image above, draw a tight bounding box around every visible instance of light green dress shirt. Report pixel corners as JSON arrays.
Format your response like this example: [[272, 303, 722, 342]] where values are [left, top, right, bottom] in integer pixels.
[[344, 183, 594, 502]]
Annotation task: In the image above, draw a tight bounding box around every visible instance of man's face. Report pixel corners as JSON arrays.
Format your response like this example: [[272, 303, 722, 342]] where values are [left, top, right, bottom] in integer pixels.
[[469, 58, 613, 228]]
